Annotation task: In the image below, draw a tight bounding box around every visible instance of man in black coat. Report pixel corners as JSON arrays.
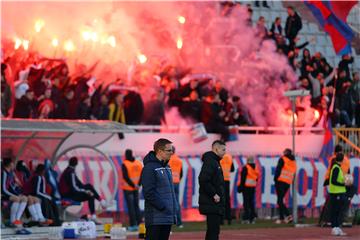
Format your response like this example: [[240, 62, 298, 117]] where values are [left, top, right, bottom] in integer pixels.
[[198, 140, 226, 240], [285, 6, 302, 49]]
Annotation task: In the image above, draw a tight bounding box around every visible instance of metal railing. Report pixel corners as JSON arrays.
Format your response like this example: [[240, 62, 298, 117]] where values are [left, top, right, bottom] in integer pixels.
[[333, 128, 360, 157], [128, 125, 325, 135]]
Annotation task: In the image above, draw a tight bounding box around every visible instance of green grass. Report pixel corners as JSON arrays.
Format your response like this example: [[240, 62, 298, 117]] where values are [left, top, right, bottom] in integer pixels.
[[172, 218, 319, 232]]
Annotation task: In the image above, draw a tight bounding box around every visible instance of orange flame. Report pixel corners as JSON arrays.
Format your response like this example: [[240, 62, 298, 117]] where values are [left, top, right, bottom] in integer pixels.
[[51, 38, 59, 47], [177, 37, 183, 49], [34, 19, 45, 33], [64, 40, 75, 52], [137, 54, 147, 64], [314, 110, 320, 120], [178, 16, 186, 24], [14, 37, 22, 50], [22, 40, 30, 50]]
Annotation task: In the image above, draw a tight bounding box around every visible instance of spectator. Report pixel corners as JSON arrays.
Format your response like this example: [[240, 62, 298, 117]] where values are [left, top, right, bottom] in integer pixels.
[[270, 17, 283, 38], [213, 80, 229, 106], [1, 63, 12, 117], [285, 6, 302, 49], [38, 88, 55, 119], [14, 70, 29, 100], [52, 88, 75, 119], [246, 5, 253, 26], [92, 93, 110, 120], [167, 79, 183, 108], [77, 93, 92, 119], [300, 48, 312, 76], [59, 157, 110, 224], [143, 92, 165, 125], [224, 96, 252, 126], [13, 89, 37, 118], [338, 54, 354, 80], [108, 93, 126, 124], [123, 90, 144, 125], [180, 90, 202, 121], [350, 72, 360, 127], [201, 93, 230, 141], [308, 68, 336, 108], [256, 16, 269, 40]]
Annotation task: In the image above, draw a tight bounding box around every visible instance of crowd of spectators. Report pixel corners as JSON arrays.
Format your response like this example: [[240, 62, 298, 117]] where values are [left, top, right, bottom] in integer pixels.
[[1, 3, 359, 142]]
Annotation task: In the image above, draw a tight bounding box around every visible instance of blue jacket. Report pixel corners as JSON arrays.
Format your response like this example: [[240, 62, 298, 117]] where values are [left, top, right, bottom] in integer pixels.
[[141, 151, 177, 226]]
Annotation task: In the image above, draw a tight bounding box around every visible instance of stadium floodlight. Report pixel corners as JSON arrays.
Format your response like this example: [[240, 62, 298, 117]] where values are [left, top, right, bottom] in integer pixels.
[[284, 89, 309, 225]]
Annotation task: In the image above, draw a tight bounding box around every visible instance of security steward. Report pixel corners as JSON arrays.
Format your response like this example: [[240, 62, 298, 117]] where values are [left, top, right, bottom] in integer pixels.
[[329, 153, 347, 236], [274, 148, 296, 224], [324, 145, 350, 186], [122, 149, 143, 231], [238, 156, 259, 223], [220, 153, 234, 225], [168, 147, 183, 228]]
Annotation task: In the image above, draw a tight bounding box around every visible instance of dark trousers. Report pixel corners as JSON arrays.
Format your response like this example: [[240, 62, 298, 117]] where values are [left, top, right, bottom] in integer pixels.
[[124, 190, 141, 226], [39, 196, 61, 224], [63, 184, 101, 214], [275, 181, 290, 220], [146, 225, 171, 240], [330, 193, 346, 228], [206, 214, 222, 240], [223, 181, 231, 223], [173, 184, 182, 225], [242, 187, 256, 222]]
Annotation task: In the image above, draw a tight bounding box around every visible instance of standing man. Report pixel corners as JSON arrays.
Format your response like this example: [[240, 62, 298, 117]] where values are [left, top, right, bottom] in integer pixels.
[[168, 147, 183, 228], [324, 145, 350, 186], [238, 156, 259, 224], [329, 153, 347, 236], [220, 153, 234, 225], [198, 140, 226, 240], [274, 148, 297, 224], [122, 149, 143, 231], [285, 6, 302, 49], [141, 138, 176, 240]]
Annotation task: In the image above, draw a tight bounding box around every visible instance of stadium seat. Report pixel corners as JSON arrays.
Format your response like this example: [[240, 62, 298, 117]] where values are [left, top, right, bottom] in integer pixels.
[[325, 46, 336, 58], [272, 1, 283, 10], [315, 46, 325, 55], [317, 35, 327, 46], [301, 23, 310, 34], [309, 23, 318, 34], [60, 198, 82, 220]]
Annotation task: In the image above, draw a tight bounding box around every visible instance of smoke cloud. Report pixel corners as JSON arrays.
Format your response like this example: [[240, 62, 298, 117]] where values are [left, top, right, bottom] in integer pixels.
[[1, 1, 297, 126]]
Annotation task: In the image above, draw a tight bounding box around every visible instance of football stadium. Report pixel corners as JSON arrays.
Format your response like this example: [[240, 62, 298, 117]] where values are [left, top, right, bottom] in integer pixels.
[[1, 1, 360, 239]]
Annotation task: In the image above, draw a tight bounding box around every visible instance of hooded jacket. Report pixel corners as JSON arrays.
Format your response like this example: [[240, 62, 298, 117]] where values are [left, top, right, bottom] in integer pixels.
[[141, 151, 177, 226], [198, 151, 225, 215]]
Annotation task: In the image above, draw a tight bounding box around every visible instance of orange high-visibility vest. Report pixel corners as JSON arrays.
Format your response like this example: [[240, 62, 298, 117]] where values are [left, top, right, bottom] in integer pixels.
[[325, 154, 350, 181], [220, 154, 233, 181], [169, 154, 182, 184], [278, 156, 297, 184], [245, 164, 259, 187], [122, 159, 143, 191]]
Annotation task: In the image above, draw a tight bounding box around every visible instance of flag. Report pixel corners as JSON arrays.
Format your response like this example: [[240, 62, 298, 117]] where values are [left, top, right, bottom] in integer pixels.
[[305, 0, 357, 55], [319, 118, 334, 159]]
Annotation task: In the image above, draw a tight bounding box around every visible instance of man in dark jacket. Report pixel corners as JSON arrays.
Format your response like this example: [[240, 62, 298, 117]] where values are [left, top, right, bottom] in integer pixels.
[[59, 157, 109, 224], [141, 138, 177, 240], [285, 6, 302, 49], [198, 140, 226, 240]]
